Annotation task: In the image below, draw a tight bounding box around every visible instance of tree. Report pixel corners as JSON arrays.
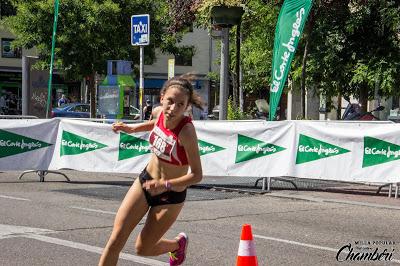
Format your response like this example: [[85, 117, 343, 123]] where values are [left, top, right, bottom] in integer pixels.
[[2, 0, 176, 117], [168, 0, 400, 119], [303, 0, 400, 113]]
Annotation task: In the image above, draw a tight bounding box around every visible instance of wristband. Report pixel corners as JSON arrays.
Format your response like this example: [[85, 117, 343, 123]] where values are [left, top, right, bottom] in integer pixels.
[[165, 180, 172, 191]]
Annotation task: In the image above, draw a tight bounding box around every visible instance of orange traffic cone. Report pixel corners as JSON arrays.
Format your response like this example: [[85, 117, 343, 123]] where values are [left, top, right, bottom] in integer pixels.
[[236, 224, 258, 266]]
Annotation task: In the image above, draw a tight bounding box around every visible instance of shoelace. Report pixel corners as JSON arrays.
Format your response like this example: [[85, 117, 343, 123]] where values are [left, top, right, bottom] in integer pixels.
[[169, 251, 178, 261]]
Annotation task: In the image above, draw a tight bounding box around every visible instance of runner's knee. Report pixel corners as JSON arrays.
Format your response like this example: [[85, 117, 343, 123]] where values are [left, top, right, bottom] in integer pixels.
[[135, 239, 154, 256], [106, 236, 126, 253], [106, 227, 130, 253]]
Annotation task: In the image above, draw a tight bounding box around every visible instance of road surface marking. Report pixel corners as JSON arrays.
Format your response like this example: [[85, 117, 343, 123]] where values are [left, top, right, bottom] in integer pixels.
[[26, 234, 168, 266], [70, 206, 116, 215], [0, 195, 31, 201], [0, 224, 168, 265], [254, 234, 400, 264]]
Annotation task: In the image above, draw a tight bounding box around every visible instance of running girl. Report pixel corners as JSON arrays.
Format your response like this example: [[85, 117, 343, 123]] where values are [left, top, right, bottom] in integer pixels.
[[99, 74, 204, 266]]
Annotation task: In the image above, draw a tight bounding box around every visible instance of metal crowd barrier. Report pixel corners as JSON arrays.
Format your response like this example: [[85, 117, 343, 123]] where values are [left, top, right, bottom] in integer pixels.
[[0, 115, 39, 119]]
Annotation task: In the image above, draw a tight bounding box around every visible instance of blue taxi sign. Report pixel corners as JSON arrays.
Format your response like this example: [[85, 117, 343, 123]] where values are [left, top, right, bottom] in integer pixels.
[[131, 14, 150, 46]]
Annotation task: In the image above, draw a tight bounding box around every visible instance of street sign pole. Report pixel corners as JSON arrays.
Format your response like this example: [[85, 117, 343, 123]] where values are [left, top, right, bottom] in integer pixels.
[[219, 28, 229, 120], [131, 14, 150, 121], [139, 46, 144, 120]]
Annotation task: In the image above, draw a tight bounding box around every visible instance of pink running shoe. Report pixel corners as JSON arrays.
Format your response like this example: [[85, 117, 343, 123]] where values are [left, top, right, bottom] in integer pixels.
[[169, 232, 189, 266]]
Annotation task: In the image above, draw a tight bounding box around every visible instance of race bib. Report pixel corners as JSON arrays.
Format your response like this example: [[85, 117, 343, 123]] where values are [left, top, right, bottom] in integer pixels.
[[149, 126, 176, 162]]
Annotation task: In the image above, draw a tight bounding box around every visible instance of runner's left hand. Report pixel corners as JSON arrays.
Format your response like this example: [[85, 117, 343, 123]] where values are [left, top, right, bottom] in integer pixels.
[[142, 179, 166, 196]]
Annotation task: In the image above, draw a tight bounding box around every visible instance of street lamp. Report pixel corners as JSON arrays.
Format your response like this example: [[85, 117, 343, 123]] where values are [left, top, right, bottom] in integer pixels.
[[210, 6, 244, 120]]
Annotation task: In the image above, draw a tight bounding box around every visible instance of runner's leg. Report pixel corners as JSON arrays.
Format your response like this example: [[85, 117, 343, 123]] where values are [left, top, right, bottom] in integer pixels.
[[99, 178, 149, 266], [135, 203, 184, 256]]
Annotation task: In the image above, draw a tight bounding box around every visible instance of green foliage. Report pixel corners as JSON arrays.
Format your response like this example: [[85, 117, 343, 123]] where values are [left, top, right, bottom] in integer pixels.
[[164, 0, 400, 113], [239, 1, 279, 94], [196, 0, 243, 27], [227, 97, 248, 120], [305, 0, 400, 101], [3, 0, 176, 80]]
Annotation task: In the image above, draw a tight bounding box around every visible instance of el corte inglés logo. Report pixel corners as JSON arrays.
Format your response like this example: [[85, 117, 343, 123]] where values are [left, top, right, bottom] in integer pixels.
[[235, 134, 285, 163], [363, 136, 400, 167], [0, 129, 52, 158], [296, 134, 350, 164], [198, 139, 225, 156], [60, 130, 107, 156], [119, 132, 150, 161]]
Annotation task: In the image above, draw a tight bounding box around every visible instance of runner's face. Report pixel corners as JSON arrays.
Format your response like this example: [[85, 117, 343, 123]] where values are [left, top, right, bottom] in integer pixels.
[[161, 86, 189, 122]]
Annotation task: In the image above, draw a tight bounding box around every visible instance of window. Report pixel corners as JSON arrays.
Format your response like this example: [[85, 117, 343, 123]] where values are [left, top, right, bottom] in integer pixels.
[[174, 47, 194, 66], [74, 105, 89, 112], [111, 61, 118, 75], [1, 39, 22, 58]]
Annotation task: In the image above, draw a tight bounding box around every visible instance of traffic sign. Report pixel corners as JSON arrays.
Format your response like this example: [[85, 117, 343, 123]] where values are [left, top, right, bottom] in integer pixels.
[[131, 14, 150, 46]]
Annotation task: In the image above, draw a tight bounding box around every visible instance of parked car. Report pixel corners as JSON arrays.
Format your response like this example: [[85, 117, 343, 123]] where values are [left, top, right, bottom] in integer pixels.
[[52, 103, 141, 119], [51, 103, 91, 118]]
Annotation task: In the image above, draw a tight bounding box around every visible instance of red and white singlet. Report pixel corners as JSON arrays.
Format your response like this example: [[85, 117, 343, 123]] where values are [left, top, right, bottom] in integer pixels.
[[149, 112, 192, 165]]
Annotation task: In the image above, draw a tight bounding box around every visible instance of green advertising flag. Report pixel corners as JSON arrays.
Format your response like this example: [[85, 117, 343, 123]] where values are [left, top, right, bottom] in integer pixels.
[[269, 0, 313, 120], [198, 139, 225, 156], [296, 134, 350, 164], [235, 134, 285, 164], [60, 131, 107, 156], [363, 136, 400, 168], [118, 132, 150, 161], [0, 129, 52, 158]]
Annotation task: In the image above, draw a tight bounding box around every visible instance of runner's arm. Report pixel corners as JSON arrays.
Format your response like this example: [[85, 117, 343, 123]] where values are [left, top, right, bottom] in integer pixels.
[[112, 119, 155, 133]]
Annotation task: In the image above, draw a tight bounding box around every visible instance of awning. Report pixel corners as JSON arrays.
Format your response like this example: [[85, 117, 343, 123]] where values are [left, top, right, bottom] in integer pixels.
[[140, 79, 202, 89], [101, 75, 135, 87], [144, 79, 166, 88]]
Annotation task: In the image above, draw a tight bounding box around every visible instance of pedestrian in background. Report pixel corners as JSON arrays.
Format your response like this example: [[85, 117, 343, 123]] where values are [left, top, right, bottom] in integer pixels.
[[99, 74, 205, 266], [143, 99, 153, 120], [58, 94, 68, 107], [149, 96, 162, 121]]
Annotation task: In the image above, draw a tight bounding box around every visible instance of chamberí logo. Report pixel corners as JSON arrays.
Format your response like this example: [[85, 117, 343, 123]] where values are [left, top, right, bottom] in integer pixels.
[[60, 130, 107, 156], [118, 132, 150, 161], [198, 139, 225, 156], [296, 134, 350, 164], [336, 240, 396, 262], [363, 136, 400, 167], [0, 129, 52, 158], [235, 134, 285, 163]]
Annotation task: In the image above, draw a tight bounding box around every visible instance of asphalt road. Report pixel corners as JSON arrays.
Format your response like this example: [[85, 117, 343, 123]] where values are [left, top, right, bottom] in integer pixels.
[[0, 170, 399, 266]]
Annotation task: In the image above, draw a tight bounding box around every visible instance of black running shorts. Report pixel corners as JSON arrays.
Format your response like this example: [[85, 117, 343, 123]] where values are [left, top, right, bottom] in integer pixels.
[[139, 168, 187, 207]]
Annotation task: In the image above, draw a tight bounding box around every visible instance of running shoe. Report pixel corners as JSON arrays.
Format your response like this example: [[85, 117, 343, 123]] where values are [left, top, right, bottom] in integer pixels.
[[169, 232, 189, 266]]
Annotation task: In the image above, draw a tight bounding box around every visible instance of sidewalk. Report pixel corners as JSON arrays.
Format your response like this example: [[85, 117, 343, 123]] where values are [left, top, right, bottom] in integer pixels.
[[199, 175, 400, 209], [2, 170, 399, 209]]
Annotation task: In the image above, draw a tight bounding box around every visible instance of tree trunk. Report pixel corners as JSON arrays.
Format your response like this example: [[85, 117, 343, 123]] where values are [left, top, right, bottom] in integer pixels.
[[300, 6, 316, 120], [301, 39, 309, 119], [359, 87, 368, 113], [233, 24, 241, 109], [337, 93, 342, 120], [88, 72, 96, 118]]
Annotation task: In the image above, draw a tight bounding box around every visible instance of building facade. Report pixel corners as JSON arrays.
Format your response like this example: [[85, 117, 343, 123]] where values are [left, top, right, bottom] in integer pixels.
[[143, 27, 220, 119]]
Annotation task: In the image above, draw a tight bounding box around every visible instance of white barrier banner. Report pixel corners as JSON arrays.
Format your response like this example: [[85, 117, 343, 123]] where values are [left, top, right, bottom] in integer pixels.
[[49, 119, 149, 174], [0, 119, 59, 170], [194, 120, 294, 177], [1, 119, 400, 184], [292, 121, 400, 183]]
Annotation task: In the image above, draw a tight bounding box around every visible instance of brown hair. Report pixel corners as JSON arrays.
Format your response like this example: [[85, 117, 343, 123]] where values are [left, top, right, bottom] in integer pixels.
[[160, 74, 205, 110]]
